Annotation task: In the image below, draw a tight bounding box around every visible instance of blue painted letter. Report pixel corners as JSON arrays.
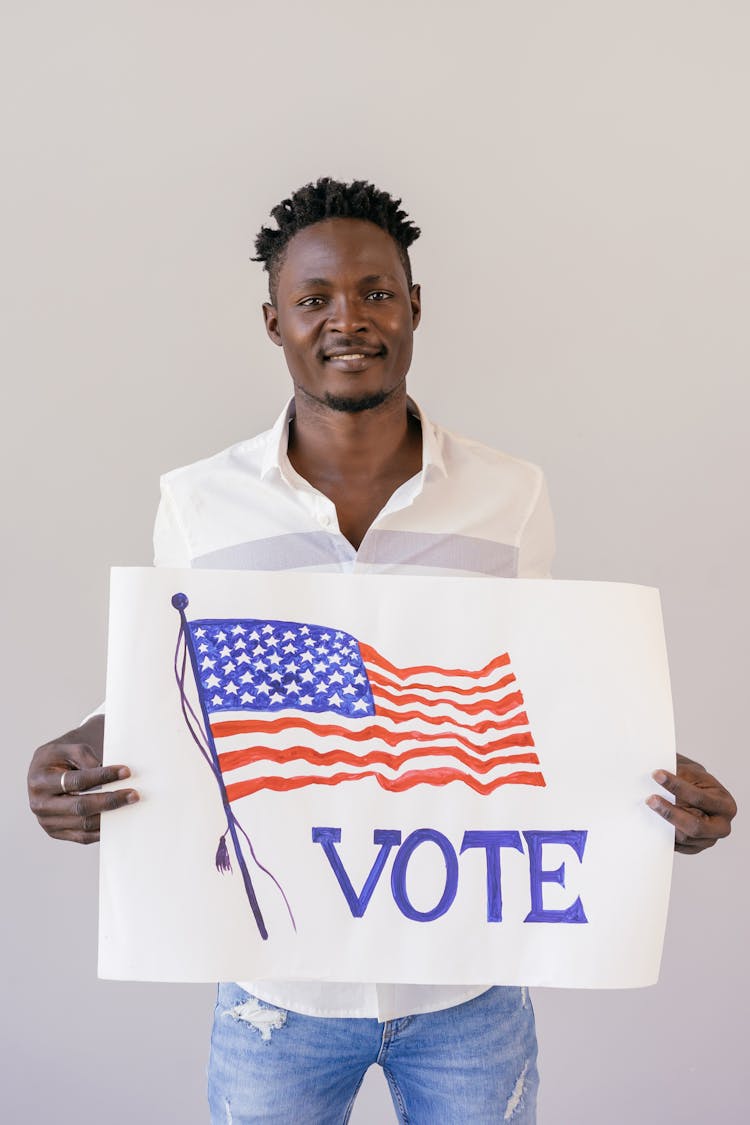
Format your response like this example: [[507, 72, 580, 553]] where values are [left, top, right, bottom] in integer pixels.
[[522, 830, 588, 923], [391, 829, 459, 922], [460, 831, 524, 922], [312, 827, 401, 917]]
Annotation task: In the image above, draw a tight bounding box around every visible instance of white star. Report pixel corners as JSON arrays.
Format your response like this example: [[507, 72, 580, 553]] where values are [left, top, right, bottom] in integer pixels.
[[283, 643, 296, 654], [354, 673, 365, 684], [342, 684, 357, 696], [222, 661, 235, 674], [303, 638, 315, 647], [283, 631, 295, 641], [253, 645, 265, 656], [285, 661, 299, 675], [300, 625, 310, 635], [321, 633, 331, 641], [262, 625, 274, 634], [315, 682, 328, 693], [224, 681, 238, 695], [201, 657, 215, 670], [328, 692, 343, 707], [249, 630, 260, 641], [285, 682, 300, 695], [270, 692, 283, 704], [237, 653, 251, 665], [255, 682, 271, 694], [314, 661, 327, 674], [211, 694, 223, 706], [232, 625, 246, 635], [316, 645, 327, 655], [335, 631, 344, 640], [195, 627, 206, 638], [219, 646, 231, 658], [198, 643, 208, 653], [240, 671, 254, 684], [215, 631, 227, 642], [204, 673, 221, 689], [300, 651, 314, 663], [240, 691, 254, 703], [341, 662, 356, 675], [300, 668, 314, 683], [234, 639, 247, 650], [299, 694, 313, 705], [353, 699, 369, 712], [328, 670, 343, 685], [329, 653, 342, 665], [253, 659, 267, 671], [269, 670, 282, 682], [267, 652, 282, 666], [266, 636, 279, 647]]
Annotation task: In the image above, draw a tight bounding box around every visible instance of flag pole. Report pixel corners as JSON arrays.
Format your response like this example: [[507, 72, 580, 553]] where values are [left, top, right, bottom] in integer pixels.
[[172, 593, 268, 941]]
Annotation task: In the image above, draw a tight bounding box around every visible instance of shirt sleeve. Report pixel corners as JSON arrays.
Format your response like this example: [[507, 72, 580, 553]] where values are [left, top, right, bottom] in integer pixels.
[[152, 476, 192, 568], [517, 472, 556, 579], [80, 477, 192, 725]]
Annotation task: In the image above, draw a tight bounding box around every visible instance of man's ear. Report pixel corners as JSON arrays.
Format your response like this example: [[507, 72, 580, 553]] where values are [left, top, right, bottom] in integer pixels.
[[262, 302, 283, 346], [410, 284, 421, 330]]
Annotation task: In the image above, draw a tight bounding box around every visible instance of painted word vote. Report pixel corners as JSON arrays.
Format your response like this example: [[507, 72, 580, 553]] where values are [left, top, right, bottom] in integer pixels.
[[312, 827, 588, 924]]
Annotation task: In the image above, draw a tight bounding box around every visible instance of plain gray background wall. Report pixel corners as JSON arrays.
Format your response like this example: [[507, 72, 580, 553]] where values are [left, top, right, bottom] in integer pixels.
[[2, 2, 747, 1121]]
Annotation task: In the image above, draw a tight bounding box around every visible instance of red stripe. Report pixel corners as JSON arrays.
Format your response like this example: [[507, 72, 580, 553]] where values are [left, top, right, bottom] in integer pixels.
[[211, 715, 533, 754], [225, 767, 546, 802], [374, 694, 525, 729], [218, 743, 540, 775], [358, 644, 511, 681], [212, 700, 528, 738], [366, 667, 518, 697], [371, 681, 519, 715]]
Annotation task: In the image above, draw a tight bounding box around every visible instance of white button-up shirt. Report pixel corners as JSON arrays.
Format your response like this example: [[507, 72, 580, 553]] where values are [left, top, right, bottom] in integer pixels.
[[150, 397, 554, 1020]]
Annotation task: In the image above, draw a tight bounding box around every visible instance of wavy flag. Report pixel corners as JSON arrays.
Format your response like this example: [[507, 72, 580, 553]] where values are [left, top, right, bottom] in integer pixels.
[[171, 593, 544, 937]]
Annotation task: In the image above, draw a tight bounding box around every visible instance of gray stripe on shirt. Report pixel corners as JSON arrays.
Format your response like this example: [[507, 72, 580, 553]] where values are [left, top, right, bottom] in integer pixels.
[[192, 529, 517, 576]]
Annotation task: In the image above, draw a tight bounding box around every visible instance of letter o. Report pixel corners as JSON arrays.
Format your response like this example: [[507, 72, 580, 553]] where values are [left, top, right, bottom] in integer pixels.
[[391, 829, 459, 922]]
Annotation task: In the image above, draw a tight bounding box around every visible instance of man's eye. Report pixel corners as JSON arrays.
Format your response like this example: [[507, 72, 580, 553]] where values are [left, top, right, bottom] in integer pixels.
[[366, 291, 392, 301], [298, 296, 324, 307]]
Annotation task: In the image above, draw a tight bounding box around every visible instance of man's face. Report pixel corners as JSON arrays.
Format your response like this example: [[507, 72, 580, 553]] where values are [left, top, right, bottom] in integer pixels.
[[263, 218, 421, 413]]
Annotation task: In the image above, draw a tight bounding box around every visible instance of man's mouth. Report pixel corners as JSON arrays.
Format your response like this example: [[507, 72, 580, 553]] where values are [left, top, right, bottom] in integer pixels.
[[324, 349, 383, 360]]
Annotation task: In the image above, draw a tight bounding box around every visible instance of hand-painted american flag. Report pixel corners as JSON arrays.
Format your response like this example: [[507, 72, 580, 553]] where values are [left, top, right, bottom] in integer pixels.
[[186, 617, 545, 801]]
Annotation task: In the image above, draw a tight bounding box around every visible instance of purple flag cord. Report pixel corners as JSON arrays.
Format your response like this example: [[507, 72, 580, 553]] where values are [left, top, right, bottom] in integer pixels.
[[172, 593, 296, 940]]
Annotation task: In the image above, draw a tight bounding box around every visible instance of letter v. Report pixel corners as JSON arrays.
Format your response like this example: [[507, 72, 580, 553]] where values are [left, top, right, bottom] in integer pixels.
[[312, 828, 402, 917]]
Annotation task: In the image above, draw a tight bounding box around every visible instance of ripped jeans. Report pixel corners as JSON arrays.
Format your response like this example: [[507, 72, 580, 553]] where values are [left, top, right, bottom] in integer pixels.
[[208, 982, 538, 1123]]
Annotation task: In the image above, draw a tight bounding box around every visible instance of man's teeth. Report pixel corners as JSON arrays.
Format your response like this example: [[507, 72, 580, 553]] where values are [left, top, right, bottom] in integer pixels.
[[330, 353, 366, 359]]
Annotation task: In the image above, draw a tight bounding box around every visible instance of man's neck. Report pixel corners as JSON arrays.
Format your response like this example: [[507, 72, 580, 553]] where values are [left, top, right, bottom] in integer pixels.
[[287, 387, 422, 488]]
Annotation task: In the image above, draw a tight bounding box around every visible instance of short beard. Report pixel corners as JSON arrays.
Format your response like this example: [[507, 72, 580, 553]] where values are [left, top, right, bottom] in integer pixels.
[[321, 389, 391, 414]]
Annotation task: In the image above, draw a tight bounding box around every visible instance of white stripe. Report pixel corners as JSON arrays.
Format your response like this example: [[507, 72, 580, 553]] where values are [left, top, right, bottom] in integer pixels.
[[220, 753, 541, 788]]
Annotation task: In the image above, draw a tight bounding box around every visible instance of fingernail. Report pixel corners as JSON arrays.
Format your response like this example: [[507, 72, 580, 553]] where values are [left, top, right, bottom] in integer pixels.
[[116, 767, 131, 780], [652, 770, 668, 784], [126, 791, 140, 804], [645, 795, 660, 809]]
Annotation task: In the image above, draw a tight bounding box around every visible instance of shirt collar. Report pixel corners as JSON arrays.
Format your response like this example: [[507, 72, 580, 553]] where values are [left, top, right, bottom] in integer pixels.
[[259, 395, 447, 481]]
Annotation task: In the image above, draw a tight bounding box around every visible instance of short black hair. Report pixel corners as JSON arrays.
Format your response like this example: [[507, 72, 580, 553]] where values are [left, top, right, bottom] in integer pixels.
[[253, 177, 421, 302]]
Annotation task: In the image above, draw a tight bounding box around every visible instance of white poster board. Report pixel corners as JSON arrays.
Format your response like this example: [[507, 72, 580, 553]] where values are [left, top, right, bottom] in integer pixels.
[[99, 568, 675, 987]]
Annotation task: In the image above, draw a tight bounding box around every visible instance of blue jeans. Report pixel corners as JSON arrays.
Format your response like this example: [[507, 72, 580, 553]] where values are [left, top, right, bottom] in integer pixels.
[[208, 982, 538, 1123]]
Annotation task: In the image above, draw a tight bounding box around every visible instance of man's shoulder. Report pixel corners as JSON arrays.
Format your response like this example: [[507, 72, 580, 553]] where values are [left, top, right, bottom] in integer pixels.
[[159, 425, 274, 495], [430, 416, 546, 487]]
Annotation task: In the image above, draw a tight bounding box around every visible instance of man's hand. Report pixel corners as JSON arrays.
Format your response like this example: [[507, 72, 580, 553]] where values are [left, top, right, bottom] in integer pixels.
[[646, 753, 737, 854], [27, 714, 139, 844]]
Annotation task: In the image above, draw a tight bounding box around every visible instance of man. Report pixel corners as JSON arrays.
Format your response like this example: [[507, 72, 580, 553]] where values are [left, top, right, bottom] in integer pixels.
[[28, 178, 737, 1123]]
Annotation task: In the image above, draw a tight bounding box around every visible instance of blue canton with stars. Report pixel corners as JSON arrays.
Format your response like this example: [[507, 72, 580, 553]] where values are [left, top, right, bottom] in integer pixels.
[[188, 619, 376, 719]]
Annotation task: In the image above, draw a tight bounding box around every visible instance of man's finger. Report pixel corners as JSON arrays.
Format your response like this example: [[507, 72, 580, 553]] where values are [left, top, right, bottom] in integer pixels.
[[646, 795, 732, 840], [58, 764, 132, 794], [653, 767, 738, 819], [53, 828, 101, 845], [32, 787, 138, 823]]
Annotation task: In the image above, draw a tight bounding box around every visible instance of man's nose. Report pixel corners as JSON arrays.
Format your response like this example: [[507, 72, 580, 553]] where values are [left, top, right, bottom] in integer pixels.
[[327, 295, 368, 332]]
